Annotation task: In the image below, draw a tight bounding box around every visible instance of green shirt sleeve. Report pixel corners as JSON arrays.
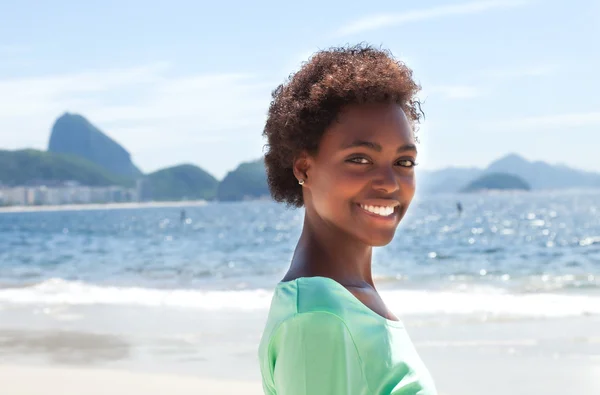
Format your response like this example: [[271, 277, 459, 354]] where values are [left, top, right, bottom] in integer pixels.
[[268, 311, 370, 395]]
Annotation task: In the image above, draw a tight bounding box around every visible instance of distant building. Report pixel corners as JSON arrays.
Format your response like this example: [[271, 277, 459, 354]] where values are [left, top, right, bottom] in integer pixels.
[[2, 186, 27, 206], [136, 178, 152, 202], [0, 181, 138, 207]]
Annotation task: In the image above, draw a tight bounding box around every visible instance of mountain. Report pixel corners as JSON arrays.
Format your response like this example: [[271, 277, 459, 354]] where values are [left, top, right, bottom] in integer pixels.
[[419, 167, 483, 193], [0, 149, 132, 187], [461, 172, 531, 192], [485, 153, 600, 189], [217, 159, 270, 201], [144, 164, 218, 201], [48, 113, 142, 178], [420, 153, 600, 193]]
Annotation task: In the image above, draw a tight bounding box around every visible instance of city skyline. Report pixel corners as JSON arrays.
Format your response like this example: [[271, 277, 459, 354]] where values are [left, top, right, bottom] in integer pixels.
[[1, 0, 598, 178]]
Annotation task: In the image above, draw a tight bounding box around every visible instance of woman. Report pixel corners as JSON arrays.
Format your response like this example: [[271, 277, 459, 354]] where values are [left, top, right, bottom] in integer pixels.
[[258, 44, 437, 395]]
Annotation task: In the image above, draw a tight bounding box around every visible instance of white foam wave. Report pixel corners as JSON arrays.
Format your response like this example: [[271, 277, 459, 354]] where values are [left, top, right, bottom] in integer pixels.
[[380, 289, 600, 317], [0, 278, 599, 317], [0, 279, 273, 310]]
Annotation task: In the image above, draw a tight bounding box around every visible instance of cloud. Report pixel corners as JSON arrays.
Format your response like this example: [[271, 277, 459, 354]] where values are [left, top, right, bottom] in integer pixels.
[[0, 63, 171, 117], [483, 112, 600, 130], [0, 63, 273, 177], [334, 0, 529, 36], [420, 63, 558, 102]]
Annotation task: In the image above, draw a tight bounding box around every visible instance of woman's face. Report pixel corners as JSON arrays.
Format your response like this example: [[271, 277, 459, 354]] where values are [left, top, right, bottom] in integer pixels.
[[302, 103, 417, 247]]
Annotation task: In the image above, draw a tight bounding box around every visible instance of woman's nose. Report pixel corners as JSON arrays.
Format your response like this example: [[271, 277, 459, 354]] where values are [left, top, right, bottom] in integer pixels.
[[372, 165, 400, 194]]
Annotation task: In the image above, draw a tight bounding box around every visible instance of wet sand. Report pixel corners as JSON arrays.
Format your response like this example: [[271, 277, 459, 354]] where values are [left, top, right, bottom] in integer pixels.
[[1, 303, 599, 394]]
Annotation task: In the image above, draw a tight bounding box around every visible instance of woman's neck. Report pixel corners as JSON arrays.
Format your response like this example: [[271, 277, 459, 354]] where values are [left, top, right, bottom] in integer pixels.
[[283, 212, 375, 289]]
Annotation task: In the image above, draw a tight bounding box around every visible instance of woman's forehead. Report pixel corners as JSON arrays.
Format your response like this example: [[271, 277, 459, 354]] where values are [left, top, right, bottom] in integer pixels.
[[322, 104, 414, 148]]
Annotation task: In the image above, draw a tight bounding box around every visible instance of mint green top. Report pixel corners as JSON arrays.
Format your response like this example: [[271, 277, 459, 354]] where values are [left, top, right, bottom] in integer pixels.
[[258, 276, 437, 395]]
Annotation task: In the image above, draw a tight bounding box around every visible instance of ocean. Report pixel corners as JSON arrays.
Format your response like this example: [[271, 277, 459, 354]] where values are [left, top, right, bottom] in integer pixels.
[[1, 190, 599, 319]]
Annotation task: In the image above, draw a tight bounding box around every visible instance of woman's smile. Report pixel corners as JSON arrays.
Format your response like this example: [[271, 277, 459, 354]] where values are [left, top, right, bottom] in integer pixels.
[[354, 201, 400, 224]]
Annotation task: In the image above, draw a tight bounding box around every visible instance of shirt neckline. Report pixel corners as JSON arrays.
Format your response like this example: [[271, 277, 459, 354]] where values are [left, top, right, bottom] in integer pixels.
[[278, 276, 405, 327]]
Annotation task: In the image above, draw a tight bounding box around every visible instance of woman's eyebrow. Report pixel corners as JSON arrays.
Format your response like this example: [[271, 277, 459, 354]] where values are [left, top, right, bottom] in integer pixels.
[[397, 143, 417, 153], [342, 139, 417, 153]]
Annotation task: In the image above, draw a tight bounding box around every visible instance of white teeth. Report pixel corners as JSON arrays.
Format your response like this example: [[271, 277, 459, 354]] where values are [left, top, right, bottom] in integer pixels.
[[360, 204, 395, 217]]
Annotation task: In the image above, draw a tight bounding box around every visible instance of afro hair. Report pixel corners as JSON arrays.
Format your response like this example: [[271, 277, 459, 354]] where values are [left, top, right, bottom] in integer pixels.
[[263, 44, 422, 207]]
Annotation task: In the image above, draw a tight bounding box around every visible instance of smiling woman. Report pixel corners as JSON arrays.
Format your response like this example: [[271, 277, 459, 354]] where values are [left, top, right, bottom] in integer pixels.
[[258, 44, 437, 395]]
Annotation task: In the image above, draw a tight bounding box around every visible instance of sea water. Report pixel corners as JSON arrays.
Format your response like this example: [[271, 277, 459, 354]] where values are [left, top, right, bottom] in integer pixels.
[[1, 190, 599, 318]]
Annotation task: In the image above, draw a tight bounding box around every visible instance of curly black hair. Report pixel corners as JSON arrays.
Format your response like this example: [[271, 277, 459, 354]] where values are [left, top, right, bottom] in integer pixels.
[[263, 44, 422, 208]]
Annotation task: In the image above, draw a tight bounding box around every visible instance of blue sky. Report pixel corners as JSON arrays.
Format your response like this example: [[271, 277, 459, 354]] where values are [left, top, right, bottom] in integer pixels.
[[0, 0, 598, 179]]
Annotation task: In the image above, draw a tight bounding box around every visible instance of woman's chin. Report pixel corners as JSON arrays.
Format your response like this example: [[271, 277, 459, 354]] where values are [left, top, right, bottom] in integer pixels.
[[370, 238, 394, 247], [360, 230, 396, 247]]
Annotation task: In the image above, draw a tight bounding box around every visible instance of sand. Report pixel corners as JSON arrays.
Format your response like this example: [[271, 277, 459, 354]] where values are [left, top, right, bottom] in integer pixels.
[[1, 304, 599, 394], [0, 364, 263, 395], [4, 354, 599, 395]]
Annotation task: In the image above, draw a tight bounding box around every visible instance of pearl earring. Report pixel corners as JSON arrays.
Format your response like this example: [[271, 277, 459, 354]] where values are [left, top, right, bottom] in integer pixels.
[[298, 179, 305, 185]]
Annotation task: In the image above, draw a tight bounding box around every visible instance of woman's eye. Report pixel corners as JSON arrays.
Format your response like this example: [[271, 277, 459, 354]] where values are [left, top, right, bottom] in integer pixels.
[[397, 159, 416, 168], [348, 157, 370, 164]]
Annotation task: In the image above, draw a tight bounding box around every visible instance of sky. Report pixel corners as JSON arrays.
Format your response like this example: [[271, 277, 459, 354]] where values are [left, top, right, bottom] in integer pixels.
[[0, 0, 599, 179]]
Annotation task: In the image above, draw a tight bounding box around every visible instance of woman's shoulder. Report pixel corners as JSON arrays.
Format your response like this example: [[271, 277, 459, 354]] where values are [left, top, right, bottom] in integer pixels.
[[259, 277, 360, 350], [274, 276, 361, 319], [259, 276, 382, 358]]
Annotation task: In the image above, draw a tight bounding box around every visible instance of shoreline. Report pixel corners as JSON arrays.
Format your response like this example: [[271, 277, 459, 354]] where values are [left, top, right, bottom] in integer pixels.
[[0, 200, 208, 214]]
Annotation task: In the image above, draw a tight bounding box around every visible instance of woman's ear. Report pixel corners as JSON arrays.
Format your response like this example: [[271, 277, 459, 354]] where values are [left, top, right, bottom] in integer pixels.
[[292, 151, 311, 186]]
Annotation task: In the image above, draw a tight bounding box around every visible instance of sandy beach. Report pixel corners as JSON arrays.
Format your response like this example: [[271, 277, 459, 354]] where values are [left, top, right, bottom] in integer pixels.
[[0, 364, 263, 395], [1, 302, 599, 394]]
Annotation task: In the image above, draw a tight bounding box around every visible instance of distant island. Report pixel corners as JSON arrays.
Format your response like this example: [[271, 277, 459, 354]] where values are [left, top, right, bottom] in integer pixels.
[[460, 172, 531, 192], [420, 153, 600, 193], [1, 111, 600, 207]]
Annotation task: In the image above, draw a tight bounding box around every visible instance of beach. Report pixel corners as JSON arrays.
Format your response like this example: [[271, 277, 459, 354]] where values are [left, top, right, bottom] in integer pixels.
[[0, 365, 263, 395], [1, 193, 599, 394], [1, 305, 599, 394]]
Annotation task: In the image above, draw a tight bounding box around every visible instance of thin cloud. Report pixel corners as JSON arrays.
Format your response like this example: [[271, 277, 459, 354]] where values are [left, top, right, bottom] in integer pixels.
[[0, 63, 272, 177], [483, 112, 600, 130], [335, 0, 529, 36], [0, 63, 171, 118]]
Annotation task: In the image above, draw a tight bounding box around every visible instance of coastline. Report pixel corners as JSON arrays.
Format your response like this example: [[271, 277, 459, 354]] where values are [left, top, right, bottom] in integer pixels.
[[0, 200, 208, 214]]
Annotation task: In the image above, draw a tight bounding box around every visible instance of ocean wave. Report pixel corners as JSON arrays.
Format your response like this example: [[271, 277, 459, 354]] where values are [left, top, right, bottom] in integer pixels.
[[1, 278, 599, 317], [381, 289, 600, 317], [0, 278, 273, 310]]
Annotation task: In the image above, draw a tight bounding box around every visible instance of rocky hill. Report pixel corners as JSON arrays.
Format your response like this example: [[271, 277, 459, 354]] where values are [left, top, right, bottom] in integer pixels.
[[216, 159, 269, 201], [48, 113, 141, 178], [144, 164, 218, 201], [0, 149, 131, 187]]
